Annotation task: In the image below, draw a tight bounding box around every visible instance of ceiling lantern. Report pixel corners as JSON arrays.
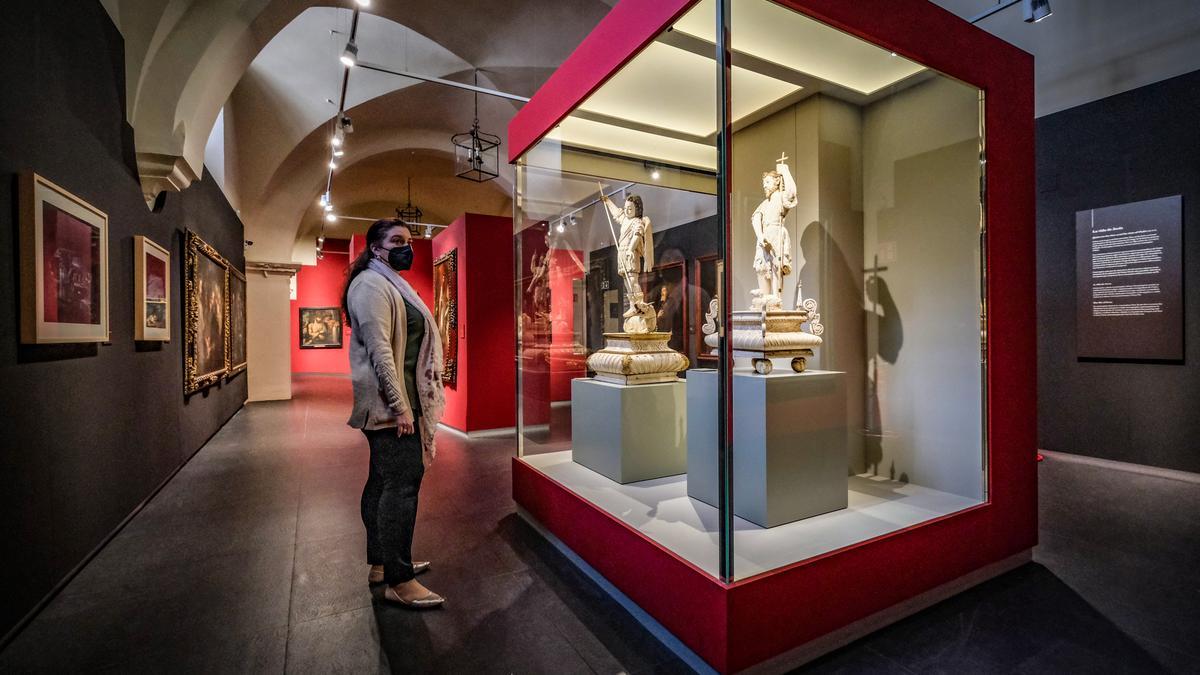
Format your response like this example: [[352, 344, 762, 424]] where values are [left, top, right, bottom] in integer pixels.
[[451, 71, 501, 183]]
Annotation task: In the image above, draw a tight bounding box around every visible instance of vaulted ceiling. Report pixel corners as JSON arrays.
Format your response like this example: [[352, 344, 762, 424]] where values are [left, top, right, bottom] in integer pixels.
[[98, 0, 1200, 265]]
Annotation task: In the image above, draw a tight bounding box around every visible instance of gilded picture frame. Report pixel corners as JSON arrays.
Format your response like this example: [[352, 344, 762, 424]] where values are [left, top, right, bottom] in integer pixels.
[[134, 235, 171, 341], [19, 172, 110, 344], [184, 230, 229, 394], [226, 267, 247, 376], [299, 307, 343, 349], [433, 248, 458, 386]]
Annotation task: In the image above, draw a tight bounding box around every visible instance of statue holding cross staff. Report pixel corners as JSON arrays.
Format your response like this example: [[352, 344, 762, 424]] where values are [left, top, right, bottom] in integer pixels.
[[750, 153, 798, 311]]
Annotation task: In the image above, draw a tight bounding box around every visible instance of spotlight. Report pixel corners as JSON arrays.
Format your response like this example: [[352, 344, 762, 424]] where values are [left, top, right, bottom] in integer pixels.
[[424, 225, 433, 238], [650, 167, 661, 180], [332, 127, 345, 147], [333, 147, 344, 157], [340, 115, 354, 133], [329, 160, 338, 169], [324, 202, 333, 212], [555, 221, 565, 234], [1023, 0, 1051, 22], [325, 213, 337, 223], [340, 41, 358, 68], [354, 0, 369, 6], [319, 193, 328, 207], [317, 235, 325, 247]]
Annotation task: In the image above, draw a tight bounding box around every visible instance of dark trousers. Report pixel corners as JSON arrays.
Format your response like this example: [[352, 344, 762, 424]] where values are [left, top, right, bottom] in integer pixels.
[[361, 427, 425, 585]]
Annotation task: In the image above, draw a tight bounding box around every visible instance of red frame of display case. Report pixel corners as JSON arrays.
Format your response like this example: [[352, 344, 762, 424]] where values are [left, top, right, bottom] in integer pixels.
[[510, 1, 1035, 671]]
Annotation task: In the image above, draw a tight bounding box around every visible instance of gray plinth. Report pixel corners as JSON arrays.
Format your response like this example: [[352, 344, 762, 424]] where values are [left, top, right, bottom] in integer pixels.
[[687, 368, 848, 527], [571, 377, 687, 484]]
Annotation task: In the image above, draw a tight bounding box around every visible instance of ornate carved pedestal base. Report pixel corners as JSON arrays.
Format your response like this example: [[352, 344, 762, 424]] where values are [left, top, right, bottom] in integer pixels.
[[705, 309, 823, 374], [586, 332, 689, 385]]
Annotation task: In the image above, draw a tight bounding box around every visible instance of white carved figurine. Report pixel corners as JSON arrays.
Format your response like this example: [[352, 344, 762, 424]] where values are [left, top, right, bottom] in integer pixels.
[[751, 153, 798, 311], [600, 191, 657, 333]]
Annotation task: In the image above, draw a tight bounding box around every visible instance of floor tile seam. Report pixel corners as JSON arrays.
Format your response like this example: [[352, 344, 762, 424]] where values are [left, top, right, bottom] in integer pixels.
[[281, 470, 305, 674], [287, 599, 379, 630]]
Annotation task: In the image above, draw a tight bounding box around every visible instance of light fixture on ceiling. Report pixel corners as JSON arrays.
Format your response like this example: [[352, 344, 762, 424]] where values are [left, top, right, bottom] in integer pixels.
[[450, 70, 501, 183], [424, 225, 433, 238], [324, 202, 333, 212], [396, 177, 424, 224], [1023, 0, 1051, 22], [331, 127, 345, 147], [328, 160, 338, 170], [317, 234, 326, 248], [340, 40, 358, 68], [650, 168, 661, 180], [333, 146, 344, 157], [325, 212, 337, 223], [354, 0, 370, 6], [555, 221, 566, 234], [319, 192, 329, 207], [340, 115, 354, 134]]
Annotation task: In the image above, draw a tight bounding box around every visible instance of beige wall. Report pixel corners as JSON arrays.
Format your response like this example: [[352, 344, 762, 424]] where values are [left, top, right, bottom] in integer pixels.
[[247, 273, 294, 401], [862, 76, 984, 499]]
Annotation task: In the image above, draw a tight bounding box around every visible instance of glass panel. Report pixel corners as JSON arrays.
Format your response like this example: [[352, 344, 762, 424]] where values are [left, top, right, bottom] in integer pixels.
[[514, 10, 724, 577], [724, 0, 986, 580]]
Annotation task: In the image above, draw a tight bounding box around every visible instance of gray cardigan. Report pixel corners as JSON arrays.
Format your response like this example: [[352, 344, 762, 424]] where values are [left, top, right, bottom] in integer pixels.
[[345, 269, 414, 430]]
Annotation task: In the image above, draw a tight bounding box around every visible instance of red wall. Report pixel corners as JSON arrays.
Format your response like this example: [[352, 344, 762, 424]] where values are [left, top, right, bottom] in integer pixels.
[[292, 236, 434, 374], [433, 213, 516, 432], [291, 239, 351, 374]]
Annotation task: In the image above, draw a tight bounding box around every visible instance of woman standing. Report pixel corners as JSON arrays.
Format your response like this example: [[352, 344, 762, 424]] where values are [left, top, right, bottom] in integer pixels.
[[342, 218, 446, 608]]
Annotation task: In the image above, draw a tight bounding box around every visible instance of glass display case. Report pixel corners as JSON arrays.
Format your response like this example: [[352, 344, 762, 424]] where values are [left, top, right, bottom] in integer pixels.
[[510, 1, 1034, 671]]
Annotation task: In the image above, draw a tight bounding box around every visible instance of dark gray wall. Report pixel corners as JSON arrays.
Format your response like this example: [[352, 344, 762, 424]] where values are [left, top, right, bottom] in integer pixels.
[[0, 3, 247, 637], [1037, 69, 1200, 473]]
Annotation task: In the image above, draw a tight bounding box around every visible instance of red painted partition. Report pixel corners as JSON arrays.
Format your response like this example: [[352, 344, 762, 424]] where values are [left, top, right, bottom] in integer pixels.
[[549, 248, 586, 402], [295, 236, 434, 375], [433, 213, 516, 433], [291, 239, 351, 374]]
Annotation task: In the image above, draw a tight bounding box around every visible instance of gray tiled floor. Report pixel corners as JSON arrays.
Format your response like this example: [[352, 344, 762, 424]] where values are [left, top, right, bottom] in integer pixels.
[[0, 374, 1197, 673]]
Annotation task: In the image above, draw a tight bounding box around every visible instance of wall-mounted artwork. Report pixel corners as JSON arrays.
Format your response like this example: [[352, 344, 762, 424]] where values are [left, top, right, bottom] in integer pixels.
[[185, 231, 229, 393], [134, 235, 170, 341], [433, 248, 458, 386], [227, 268, 247, 375], [299, 307, 343, 349], [639, 260, 688, 354], [19, 173, 109, 343]]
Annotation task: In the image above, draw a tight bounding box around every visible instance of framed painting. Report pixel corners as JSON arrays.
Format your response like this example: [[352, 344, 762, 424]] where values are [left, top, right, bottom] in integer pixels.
[[184, 230, 229, 393], [134, 236, 170, 341], [226, 267, 247, 375], [433, 248, 458, 386], [639, 260, 687, 355], [693, 255, 720, 366], [299, 307, 343, 349], [19, 173, 109, 344]]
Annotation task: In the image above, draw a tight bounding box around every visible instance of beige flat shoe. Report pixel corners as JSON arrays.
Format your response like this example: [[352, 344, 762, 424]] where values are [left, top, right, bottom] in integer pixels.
[[383, 586, 445, 609], [368, 561, 430, 584]]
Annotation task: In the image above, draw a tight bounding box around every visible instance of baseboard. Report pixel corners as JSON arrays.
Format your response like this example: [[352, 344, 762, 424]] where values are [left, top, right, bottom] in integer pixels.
[[1041, 450, 1200, 485]]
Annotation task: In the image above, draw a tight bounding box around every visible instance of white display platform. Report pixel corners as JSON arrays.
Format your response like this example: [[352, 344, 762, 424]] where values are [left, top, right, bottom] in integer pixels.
[[521, 451, 981, 580], [570, 377, 687, 484], [687, 368, 848, 527]]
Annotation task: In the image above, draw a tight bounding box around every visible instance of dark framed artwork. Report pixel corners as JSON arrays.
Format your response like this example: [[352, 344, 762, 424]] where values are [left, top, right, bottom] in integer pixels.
[[639, 260, 687, 354], [693, 255, 720, 365], [134, 235, 170, 341], [226, 267, 247, 375], [19, 172, 110, 344], [433, 248, 459, 386], [299, 307, 343, 349], [184, 230, 229, 394]]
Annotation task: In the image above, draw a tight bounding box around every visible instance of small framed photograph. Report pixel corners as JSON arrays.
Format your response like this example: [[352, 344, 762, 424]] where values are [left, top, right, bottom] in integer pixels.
[[134, 236, 170, 341], [19, 173, 110, 343], [299, 307, 343, 349], [226, 268, 247, 376]]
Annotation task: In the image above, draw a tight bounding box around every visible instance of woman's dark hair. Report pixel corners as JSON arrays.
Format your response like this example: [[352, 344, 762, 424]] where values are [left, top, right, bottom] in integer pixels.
[[342, 218, 409, 324], [626, 194, 644, 218]]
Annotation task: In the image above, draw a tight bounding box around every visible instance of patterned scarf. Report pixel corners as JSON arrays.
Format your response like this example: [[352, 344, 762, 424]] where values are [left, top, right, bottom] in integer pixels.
[[368, 258, 446, 459]]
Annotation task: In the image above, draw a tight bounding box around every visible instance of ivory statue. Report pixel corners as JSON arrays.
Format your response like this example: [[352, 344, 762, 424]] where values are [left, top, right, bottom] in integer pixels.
[[751, 154, 798, 311], [600, 190, 656, 333]]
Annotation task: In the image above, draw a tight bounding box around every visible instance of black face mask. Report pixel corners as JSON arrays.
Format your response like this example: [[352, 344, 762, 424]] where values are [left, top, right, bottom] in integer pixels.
[[380, 244, 413, 271]]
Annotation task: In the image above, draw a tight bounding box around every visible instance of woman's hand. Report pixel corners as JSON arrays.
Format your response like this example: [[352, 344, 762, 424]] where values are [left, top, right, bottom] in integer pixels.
[[396, 409, 415, 436]]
